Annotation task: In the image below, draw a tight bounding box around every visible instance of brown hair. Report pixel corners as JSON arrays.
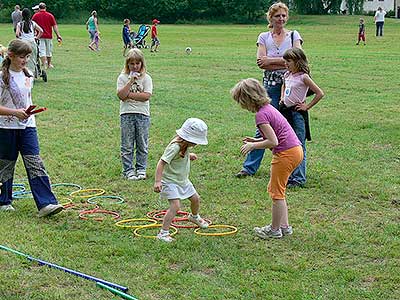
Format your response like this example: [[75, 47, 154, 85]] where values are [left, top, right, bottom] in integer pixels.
[[123, 48, 146, 75], [267, 2, 289, 29], [1, 39, 32, 86], [231, 78, 270, 113], [283, 48, 310, 74]]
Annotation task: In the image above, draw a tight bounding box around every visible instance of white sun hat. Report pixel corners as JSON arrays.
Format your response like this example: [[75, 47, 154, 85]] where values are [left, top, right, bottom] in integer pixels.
[[176, 118, 208, 145]]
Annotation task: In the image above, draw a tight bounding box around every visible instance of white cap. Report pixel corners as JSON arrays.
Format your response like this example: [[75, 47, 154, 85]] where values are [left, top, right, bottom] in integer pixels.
[[176, 118, 208, 145], [32, 5, 39, 10]]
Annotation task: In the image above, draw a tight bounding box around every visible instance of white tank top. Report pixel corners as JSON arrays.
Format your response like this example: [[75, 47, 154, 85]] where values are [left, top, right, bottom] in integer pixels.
[[18, 21, 37, 41]]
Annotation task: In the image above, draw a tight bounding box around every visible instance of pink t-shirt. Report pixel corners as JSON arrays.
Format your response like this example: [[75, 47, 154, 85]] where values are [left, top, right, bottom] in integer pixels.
[[283, 72, 309, 107], [255, 104, 301, 154]]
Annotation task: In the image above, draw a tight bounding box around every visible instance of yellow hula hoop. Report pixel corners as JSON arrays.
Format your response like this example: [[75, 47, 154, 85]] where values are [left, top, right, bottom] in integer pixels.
[[194, 225, 238, 236], [115, 218, 158, 229], [69, 188, 105, 198], [133, 224, 178, 239]]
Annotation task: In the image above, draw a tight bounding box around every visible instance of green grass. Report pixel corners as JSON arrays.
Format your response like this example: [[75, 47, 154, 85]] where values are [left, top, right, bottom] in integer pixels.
[[0, 15, 399, 300]]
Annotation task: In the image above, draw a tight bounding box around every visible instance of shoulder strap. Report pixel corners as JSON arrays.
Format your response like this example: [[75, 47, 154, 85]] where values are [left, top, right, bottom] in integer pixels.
[[291, 31, 294, 47]]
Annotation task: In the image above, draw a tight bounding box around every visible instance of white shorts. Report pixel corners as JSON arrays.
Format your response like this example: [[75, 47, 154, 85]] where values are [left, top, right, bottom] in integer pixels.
[[38, 39, 53, 57], [160, 181, 196, 200]]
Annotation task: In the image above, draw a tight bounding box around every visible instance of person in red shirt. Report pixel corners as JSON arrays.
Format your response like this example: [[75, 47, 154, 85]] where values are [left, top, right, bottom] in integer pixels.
[[32, 2, 62, 69], [150, 19, 160, 52]]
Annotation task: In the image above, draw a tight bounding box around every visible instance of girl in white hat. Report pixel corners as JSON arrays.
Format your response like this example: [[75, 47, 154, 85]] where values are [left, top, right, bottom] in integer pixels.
[[154, 118, 209, 242]]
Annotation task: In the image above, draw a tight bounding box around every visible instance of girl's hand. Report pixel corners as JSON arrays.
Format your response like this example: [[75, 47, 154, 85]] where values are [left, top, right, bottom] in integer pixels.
[[154, 181, 162, 193], [14, 109, 29, 120], [189, 153, 198, 161], [295, 103, 308, 111], [240, 142, 255, 156], [243, 136, 258, 143]]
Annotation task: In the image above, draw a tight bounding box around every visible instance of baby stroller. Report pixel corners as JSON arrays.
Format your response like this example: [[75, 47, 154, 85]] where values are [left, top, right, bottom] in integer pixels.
[[131, 24, 150, 48], [34, 40, 47, 82]]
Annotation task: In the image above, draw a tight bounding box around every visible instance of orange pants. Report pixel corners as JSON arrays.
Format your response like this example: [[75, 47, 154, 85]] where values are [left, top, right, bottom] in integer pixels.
[[268, 146, 303, 200]]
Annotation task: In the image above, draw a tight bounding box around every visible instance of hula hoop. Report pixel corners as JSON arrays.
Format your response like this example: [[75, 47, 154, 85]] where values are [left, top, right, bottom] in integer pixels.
[[152, 210, 189, 222], [63, 202, 100, 211], [12, 183, 26, 194], [51, 183, 82, 194], [79, 209, 120, 221], [133, 224, 178, 239], [171, 218, 212, 229], [115, 218, 157, 229], [70, 188, 105, 199], [12, 190, 33, 199], [146, 209, 167, 219], [87, 195, 125, 205], [194, 225, 238, 236]]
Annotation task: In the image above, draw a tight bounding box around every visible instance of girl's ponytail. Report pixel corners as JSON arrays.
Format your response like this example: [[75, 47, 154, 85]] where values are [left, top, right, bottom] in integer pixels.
[[1, 57, 12, 86]]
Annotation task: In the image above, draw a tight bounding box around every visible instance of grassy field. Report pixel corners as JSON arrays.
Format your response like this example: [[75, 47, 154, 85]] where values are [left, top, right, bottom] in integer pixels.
[[0, 15, 399, 300]]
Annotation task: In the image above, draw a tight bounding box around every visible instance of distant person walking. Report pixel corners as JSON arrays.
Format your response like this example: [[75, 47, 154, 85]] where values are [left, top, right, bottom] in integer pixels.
[[150, 19, 160, 52], [374, 7, 386, 37], [32, 2, 62, 69], [11, 5, 23, 33], [16, 8, 43, 76], [86, 10, 100, 51], [356, 18, 366, 45]]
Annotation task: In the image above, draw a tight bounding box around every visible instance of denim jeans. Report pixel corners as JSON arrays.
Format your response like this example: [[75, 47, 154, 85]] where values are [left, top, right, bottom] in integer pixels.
[[120, 113, 150, 175], [242, 83, 281, 175], [0, 127, 58, 210], [375, 22, 384, 36], [287, 111, 306, 185]]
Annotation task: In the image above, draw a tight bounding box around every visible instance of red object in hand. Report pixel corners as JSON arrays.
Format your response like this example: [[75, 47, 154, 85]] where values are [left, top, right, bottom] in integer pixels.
[[25, 105, 47, 115]]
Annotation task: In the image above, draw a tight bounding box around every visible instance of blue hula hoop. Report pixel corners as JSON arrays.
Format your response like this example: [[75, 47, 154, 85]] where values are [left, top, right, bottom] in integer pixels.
[[87, 195, 125, 205]]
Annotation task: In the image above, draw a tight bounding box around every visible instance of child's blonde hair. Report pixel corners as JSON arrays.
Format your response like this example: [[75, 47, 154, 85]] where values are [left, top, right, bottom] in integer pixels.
[[231, 78, 270, 113], [267, 2, 289, 29], [1, 39, 32, 86], [0, 44, 7, 57], [283, 48, 310, 75], [123, 48, 146, 75]]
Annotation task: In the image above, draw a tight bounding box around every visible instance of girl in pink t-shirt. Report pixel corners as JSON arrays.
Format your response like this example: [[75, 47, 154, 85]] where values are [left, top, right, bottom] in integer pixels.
[[279, 48, 324, 188], [231, 78, 303, 239]]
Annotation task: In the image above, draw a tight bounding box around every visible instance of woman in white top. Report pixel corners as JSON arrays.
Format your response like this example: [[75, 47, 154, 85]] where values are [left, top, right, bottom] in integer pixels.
[[15, 8, 43, 76], [374, 7, 386, 37]]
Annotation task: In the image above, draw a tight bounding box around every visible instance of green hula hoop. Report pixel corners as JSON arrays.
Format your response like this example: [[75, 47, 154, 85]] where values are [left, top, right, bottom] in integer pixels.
[[87, 195, 125, 205], [115, 218, 157, 229]]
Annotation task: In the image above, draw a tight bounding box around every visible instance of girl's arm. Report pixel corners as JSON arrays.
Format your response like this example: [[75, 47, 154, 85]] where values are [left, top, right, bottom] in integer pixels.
[[34, 23, 43, 39], [295, 74, 325, 111], [154, 159, 166, 192], [240, 123, 278, 155], [95, 17, 100, 33], [189, 153, 197, 161], [280, 82, 286, 105], [117, 75, 151, 102], [0, 105, 29, 120], [126, 91, 151, 102]]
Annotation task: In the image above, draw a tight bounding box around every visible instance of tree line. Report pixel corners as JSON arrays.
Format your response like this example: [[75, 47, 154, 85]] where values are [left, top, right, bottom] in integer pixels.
[[0, 0, 366, 23]]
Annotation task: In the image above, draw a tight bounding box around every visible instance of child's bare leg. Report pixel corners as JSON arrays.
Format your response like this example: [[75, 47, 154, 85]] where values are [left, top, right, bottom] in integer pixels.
[[189, 193, 200, 215], [271, 199, 286, 230], [162, 199, 180, 231]]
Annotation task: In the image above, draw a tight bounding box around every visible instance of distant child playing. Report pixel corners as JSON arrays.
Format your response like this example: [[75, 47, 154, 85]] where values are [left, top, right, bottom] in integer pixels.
[[0, 44, 7, 64], [356, 18, 366, 45], [150, 19, 160, 52], [279, 48, 324, 187], [116, 48, 153, 180], [154, 118, 209, 242], [0, 39, 63, 217], [122, 19, 134, 56], [231, 78, 303, 239]]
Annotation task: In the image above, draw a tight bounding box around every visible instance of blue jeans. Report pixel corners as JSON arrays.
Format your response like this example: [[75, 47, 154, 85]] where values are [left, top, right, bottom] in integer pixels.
[[242, 83, 281, 175], [287, 111, 306, 185], [376, 22, 384, 36], [120, 113, 150, 175], [0, 127, 58, 210]]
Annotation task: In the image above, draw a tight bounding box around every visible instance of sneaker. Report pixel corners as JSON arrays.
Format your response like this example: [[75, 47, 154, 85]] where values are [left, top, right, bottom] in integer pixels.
[[38, 204, 63, 217], [235, 170, 252, 178], [188, 214, 209, 229], [134, 172, 146, 180], [124, 170, 137, 180], [156, 232, 174, 243], [0, 204, 15, 211], [281, 226, 293, 236], [253, 224, 282, 239]]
